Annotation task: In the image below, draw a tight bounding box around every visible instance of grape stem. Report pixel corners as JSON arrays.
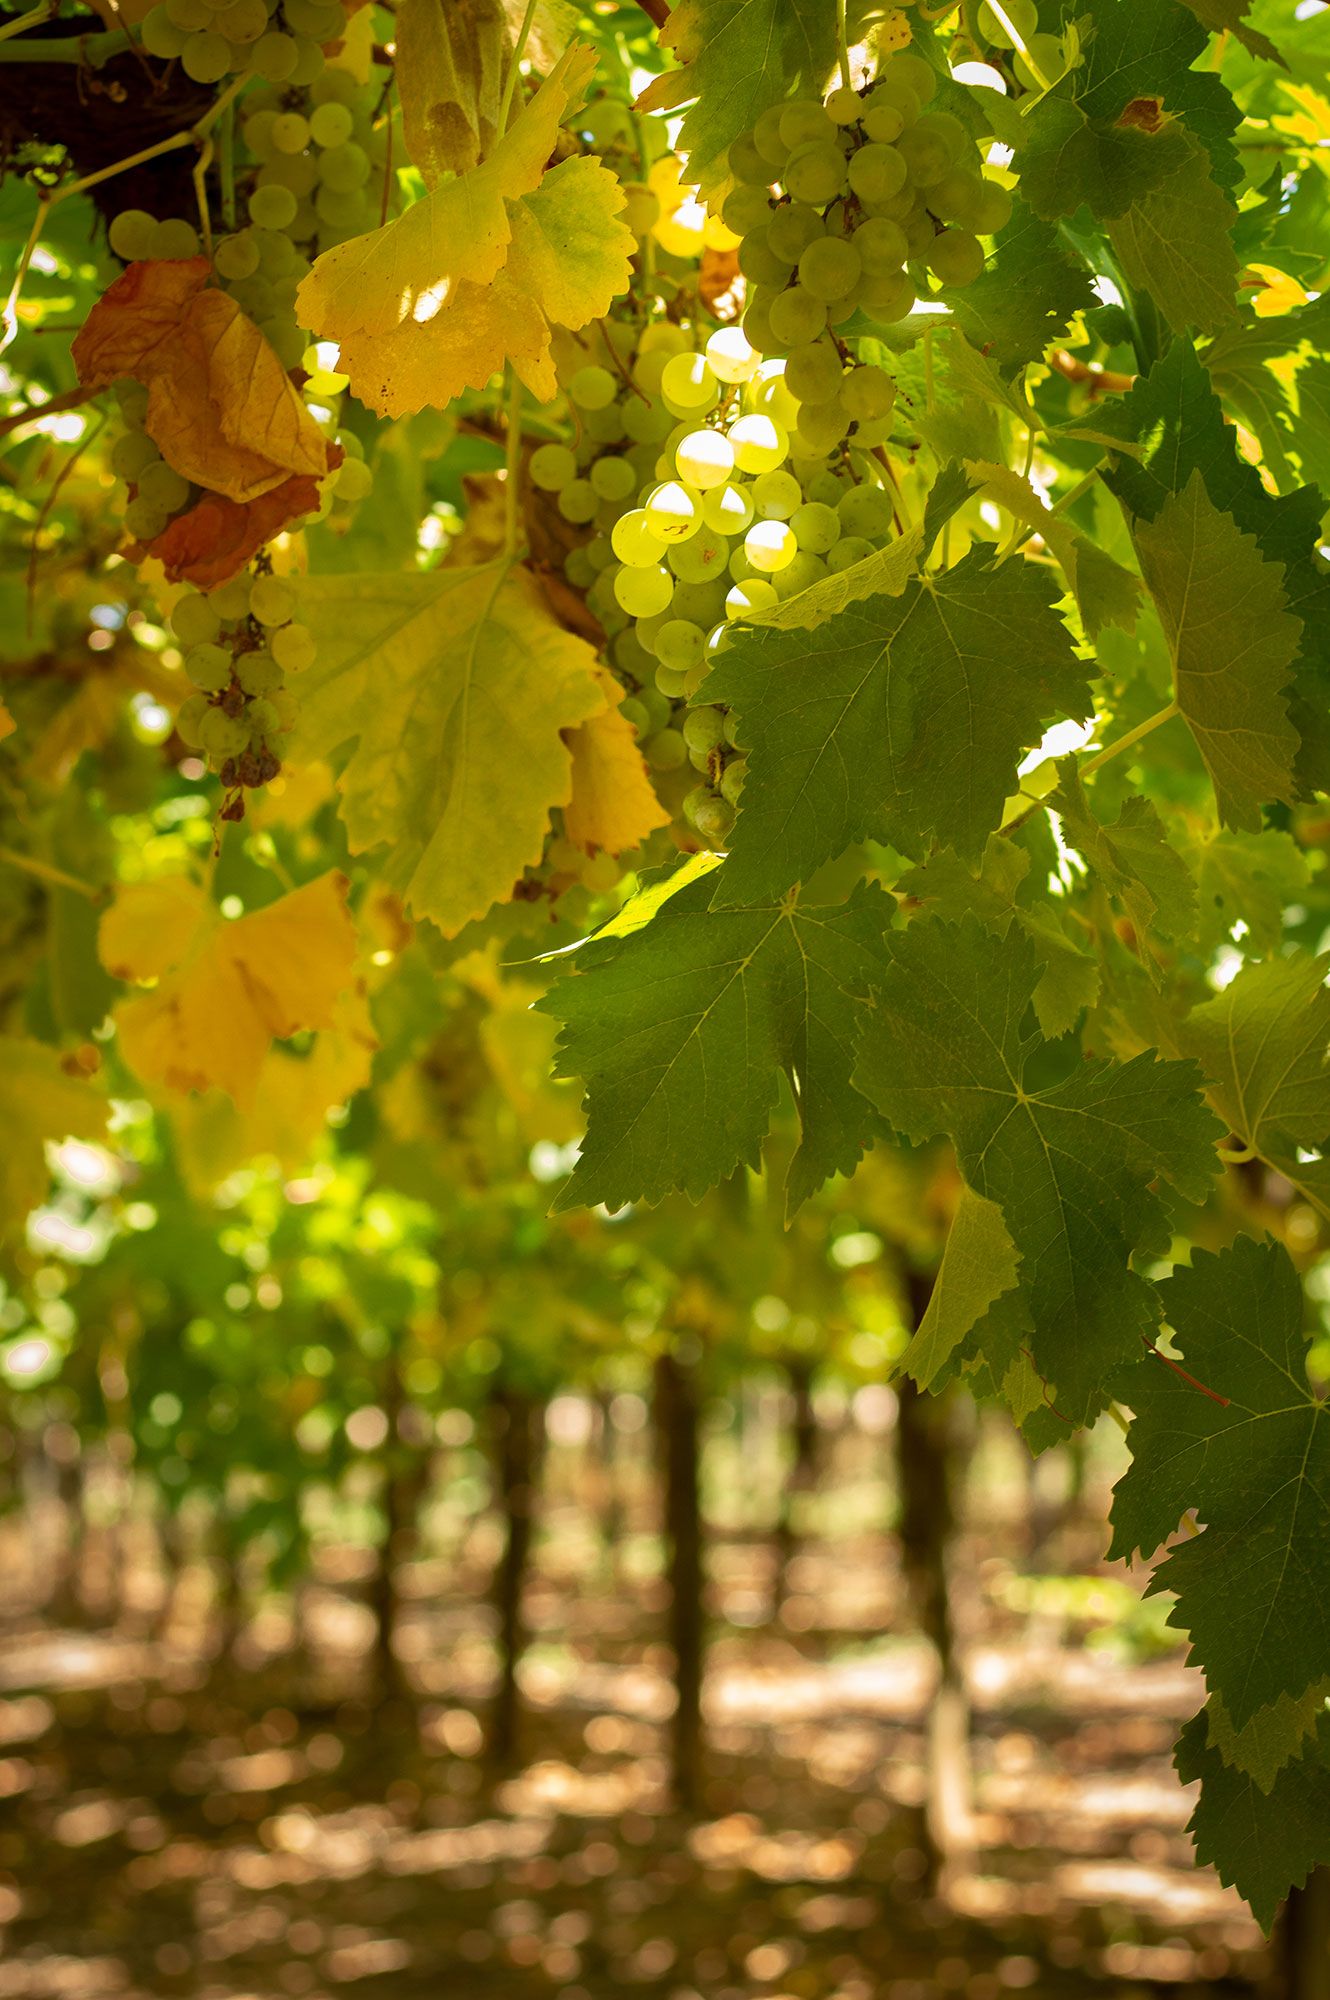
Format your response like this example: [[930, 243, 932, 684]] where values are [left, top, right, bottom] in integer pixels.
[[985, 0, 1057, 94], [218, 101, 237, 233], [498, 0, 540, 132], [835, 0, 852, 90], [1075, 699, 1178, 779], [0, 845, 102, 901], [0, 23, 129, 60], [0, 1, 59, 44], [596, 318, 650, 404], [503, 367, 524, 560], [26, 412, 107, 630]]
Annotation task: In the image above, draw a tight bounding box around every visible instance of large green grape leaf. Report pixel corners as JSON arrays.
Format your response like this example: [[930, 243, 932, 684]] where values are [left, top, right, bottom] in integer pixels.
[[1050, 762, 1196, 977], [291, 564, 605, 937], [1106, 133, 1240, 336], [1177, 1709, 1330, 1932], [894, 838, 1100, 1040], [1020, 99, 1192, 222], [538, 875, 894, 1217], [1207, 1680, 1330, 1794], [964, 461, 1142, 639], [1206, 296, 1330, 497], [1102, 339, 1330, 791], [897, 1184, 1026, 1392], [1176, 0, 1283, 62], [1132, 471, 1302, 828], [854, 917, 1221, 1423], [1073, 0, 1242, 185], [1179, 952, 1330, 1188], [940, 196, 1097, 372], [1110, 1238, 1330, 1729], [701, 554, 1090, 905], [1189, 827, 1310, 958]]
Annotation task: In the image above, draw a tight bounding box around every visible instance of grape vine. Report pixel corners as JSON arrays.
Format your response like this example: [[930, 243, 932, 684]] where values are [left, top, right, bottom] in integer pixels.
[[1, 0, 1329, 1937]]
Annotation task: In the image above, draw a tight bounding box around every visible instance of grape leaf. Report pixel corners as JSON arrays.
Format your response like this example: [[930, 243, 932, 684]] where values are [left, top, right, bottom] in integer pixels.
[[102, 872, 358, 1108], [1179, 951, 1330, 1166], [1110, 1237, 1330, 1729], [1190, 827, 1309, 958], [396, 0, 509, 182], [745, 527, 922, 633], [940, 196, 1097, 372], [1206, 296, 1330, 497], [897, 1185, 1025, 1392], [1020, 98, 1192, 221], [702, 553, 1090, 905], [562, 671, 671, 856], [72, 257, 333, 502], [171, 988, 377, 1192], [1107, 132, 1239, 336], [895, 839, 1099, 1038], [537, 874, 895, 1217], [1207, 1680, 1330, 1793], [0, 1037, 108, 1239], [329, 156, 634, 417], [1103, 339, 1330, 792], [297, 46, 634, 416], [1177, 1709, 1330, 1932], [635, 0, 851, 199], [1132, 470, 1301, 827], [1050, 761, 1196, 974], [1073, 0, 1242, 187], [291, 564, 606, 937], [855, 917, 1221, 1422], [964, 461, 1142, 638], [1175, 0, 1284, 65], [135, 470, 334, 591]]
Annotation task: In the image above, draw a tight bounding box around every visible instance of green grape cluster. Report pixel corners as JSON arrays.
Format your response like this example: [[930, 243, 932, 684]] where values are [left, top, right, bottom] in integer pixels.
[[723, 51, 1012, 435], [540, 318, 902, 852], [171, 568, 311, 812], [110, 380, 199, 545], [138, 0, 342, 86]]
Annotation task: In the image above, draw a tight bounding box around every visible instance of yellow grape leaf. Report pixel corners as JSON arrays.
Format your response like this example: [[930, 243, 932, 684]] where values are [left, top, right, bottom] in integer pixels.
[[102, 871, 358, 1106], [291, 563, 606, 936], [457, 948, 583, 1143], [564, 669, 671, 855], [297, 46, 633, 415], [171, 986, 377, 1188], [0, 698, 13, 742], [397, 0, 510, 181], [0, 1037, 108, 1237], [1, 1042, 107, 1229], [332, 156, 634, 416], [99, 875, 211, 983], [297, 44, 593, 343], [480, 984, 582, 1142]]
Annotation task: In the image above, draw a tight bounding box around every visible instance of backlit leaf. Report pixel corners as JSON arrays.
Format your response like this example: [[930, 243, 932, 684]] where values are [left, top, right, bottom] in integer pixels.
[[291, 564, 606, 936]]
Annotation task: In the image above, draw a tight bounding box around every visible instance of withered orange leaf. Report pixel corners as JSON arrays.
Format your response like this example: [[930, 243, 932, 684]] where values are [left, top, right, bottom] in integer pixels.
[[134, 459, 339, 589], [72, 258, 333, 503]]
